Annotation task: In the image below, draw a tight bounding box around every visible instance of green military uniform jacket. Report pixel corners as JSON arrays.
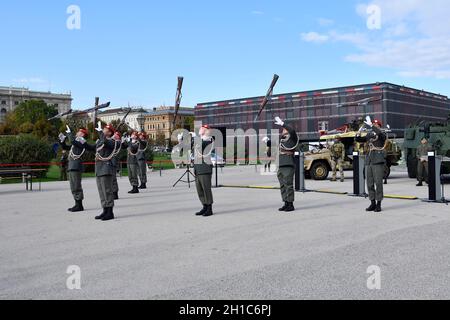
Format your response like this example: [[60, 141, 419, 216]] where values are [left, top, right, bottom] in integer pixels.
[[279, 123, 299, 168], [95, 132, 117, 177], [60, 133, 95, 172], [122, 140, 140, 165], [355, 126, 386, 165], [137, 140, 148, 162], [193, 137, 214, 175], [416, 142, 432, 161]]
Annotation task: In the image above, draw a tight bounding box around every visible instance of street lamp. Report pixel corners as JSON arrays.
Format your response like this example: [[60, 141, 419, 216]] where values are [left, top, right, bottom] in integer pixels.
[[137, 111, 145, 132]]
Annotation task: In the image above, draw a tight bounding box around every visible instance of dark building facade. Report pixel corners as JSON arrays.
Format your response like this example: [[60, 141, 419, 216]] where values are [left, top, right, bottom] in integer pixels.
[[195, 82, 450, 141]]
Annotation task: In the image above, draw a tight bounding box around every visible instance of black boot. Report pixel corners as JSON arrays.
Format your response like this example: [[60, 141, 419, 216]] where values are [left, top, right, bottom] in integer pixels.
[[68, 200, 84, 212], [366, 201, 376, 212], [101, 207, 115, 221], [114, 192, 119, 200], [203, 205, 213, 217], [284, 202, 295, 212], [279, 202, 288, 212], [375, 201, 382, 213], [95, 208, 107, 220], [196, 205, 207, 216], [128, 186, 139, 194], [72, 200, 84, 212], [416, 181, 423, 187], [138, 183, 147, 189]]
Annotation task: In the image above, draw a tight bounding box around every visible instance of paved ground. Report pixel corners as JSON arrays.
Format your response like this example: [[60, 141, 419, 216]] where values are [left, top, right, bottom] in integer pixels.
[[0, 165, 449, 300]]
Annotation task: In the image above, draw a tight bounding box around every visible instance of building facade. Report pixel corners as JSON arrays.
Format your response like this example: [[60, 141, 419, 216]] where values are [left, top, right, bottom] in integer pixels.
[[144, 106, 194, 140], [0, 86, 72, 123], [195, 82, 450, 141], [97, 107, 148, 131]]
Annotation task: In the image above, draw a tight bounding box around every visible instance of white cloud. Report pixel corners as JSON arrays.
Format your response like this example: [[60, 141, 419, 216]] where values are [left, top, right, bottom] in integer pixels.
[[251, 10, 264, 15], [302, 0, 450, 79], [301, 32, 329, 43]]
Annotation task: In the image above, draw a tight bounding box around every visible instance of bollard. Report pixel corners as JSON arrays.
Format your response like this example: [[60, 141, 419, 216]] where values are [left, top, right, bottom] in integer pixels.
[[427, 152, 446, 203], [295, 152, 307, 192], [350, 152, 366, 197]]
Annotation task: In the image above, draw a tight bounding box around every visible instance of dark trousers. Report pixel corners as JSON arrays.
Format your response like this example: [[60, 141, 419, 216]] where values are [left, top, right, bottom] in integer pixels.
[[112, 170, 119, 193], [417, 160, 428, 183], [60, 166, 68, 181], [277, 166, 295, 202], [196, 174, 213, 205], [366, 164, 384, 201], [96, 175, 114, 208], [69, 171, 83, 201], [138, 160, 147, 184], [128, 163, 139, 187]]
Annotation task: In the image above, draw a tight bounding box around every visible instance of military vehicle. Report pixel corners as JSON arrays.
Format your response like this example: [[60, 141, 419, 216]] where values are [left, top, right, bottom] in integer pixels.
[[303, 120, 402, 180], [403, 119, 450, 179]]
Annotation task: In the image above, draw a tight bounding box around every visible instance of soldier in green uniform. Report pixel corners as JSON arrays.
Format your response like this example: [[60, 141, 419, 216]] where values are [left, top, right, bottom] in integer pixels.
[[275, 117, 299, 213], [94, 122, 118, 221], [355, 118, 386, 213], [416, 137, 432, 187], [111, 131, 123, 200], [137, 132, 148, 189], [59, 126, 95, 212], [122, 131, 140, 194], [329, 137, 345, 182], [194, 125, 214, 217]]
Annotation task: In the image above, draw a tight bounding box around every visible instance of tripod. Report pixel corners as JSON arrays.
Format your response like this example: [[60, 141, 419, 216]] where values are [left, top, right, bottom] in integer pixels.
[[173, 162, 197, 188]]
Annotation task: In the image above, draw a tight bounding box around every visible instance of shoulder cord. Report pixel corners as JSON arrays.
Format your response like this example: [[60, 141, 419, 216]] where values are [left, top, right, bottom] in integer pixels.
[[195, 140, 215, 158], [112, 141, 122, 157], [280, 135, 300, 152], [368, 134, 386, 152], [128, 141, 140, 156], [96, 138, 119, 162], [69, 145, 85, 160]]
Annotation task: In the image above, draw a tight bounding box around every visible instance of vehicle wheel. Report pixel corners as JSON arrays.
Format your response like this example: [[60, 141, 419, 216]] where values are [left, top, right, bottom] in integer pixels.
[[407, 154, 418, 179], [311, 161, 329, 180]]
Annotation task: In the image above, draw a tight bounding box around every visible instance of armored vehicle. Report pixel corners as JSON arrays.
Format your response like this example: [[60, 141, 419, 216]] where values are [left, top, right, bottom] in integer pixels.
[[304, 121, 402, 180], [403, 119, 450, 178]]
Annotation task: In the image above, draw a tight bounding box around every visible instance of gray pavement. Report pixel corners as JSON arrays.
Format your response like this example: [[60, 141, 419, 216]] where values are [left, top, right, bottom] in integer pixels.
[[0, 165, 449, 300]]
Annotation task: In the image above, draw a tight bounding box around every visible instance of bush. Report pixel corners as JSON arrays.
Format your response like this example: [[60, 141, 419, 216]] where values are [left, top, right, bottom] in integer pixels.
[[0, 134, 54, 171]]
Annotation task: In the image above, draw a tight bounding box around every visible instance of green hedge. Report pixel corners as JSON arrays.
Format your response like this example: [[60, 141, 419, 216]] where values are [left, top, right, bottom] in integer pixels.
[[0, 134, 53, 170]]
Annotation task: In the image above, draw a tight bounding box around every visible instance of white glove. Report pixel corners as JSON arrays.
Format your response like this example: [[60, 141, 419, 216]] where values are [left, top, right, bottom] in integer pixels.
[[364, 116, 373, 127], [65, 125, 71, 134], [262, 136, 270, 143], [274, 117, 284, 127], [58, 133, 66, 143], [76, 137, 86, 145], [190, 132, 197, 138], [95, 121, 102, 132], [177, 133, 184, 142]]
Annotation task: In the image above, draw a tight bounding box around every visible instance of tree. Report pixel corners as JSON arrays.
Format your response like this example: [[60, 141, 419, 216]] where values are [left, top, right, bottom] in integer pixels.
[[155, 130, 166, 147], [0, 100, 61, 140]]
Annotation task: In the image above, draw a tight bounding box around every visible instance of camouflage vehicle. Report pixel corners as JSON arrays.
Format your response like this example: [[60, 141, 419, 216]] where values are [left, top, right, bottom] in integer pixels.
[[403, 119, 450, 179], [303, 121, 402, 180]]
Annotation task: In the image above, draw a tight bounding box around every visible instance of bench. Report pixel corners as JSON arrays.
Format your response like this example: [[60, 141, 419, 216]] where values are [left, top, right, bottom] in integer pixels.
[[0, 168, 47, 191]]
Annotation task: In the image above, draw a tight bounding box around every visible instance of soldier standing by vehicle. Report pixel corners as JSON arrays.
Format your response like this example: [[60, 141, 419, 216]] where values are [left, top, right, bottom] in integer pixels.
[[59, 126, 94, 212], [329, 137, 345, 182], [262, 136, 272, 172], [355, 118, 386, 213], [94, 122, 118, 221], [416, 137, 432, 187], [194, 125, 215, 217], [122, 131, 141, 194], [275, 117, 299, 213], [137, 132, 148, 189]]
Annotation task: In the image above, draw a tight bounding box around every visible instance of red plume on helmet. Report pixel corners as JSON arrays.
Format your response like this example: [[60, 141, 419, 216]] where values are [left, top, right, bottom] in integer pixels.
[[104, 124, 116, 133], [373, 119, 383, 127], [78, 128, 88, 137]]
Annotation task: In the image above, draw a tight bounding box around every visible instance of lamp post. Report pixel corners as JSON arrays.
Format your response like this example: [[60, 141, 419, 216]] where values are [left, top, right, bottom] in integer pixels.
[[137, 111, 145, 133]]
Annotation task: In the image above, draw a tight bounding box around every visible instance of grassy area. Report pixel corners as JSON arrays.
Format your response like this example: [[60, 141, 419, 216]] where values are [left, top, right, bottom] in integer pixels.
[[1, 155, 175, 185]]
